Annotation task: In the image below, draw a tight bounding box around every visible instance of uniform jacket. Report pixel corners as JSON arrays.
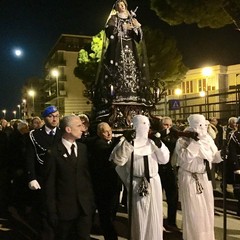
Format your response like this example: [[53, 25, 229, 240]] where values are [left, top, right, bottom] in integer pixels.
[[25, 125, 61, 184]]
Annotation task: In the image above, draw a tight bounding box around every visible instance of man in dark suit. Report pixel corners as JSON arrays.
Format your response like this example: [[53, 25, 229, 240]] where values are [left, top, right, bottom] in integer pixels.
[[44, 114, 95, 240], [0, 130, 9, 217], [89, 122, 121, 240], [25, 105, 61, 240], [150, 116, 179, 231]]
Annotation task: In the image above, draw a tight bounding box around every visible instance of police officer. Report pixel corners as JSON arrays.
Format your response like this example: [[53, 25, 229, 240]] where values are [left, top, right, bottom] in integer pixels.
[[25, 106, 61, 240]]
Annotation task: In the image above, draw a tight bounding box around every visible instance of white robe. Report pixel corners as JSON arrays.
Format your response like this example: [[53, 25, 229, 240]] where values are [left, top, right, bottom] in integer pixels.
[[110, 138, 169, 240], [175, 134, 222, 240]]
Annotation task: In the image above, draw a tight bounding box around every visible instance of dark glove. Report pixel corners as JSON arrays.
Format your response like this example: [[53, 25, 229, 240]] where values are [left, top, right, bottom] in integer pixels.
[[185, 131, 199, 141], [48, 214, 58, 228], [123, 129, 136, 142], [149, 132, 162, 148]]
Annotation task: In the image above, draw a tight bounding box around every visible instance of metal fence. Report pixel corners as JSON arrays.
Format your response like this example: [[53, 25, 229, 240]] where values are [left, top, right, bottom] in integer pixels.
[[154, 88, 240, 124]]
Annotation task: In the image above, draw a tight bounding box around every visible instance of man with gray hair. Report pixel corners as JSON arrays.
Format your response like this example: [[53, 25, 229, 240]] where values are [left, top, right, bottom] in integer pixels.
[[90, 122, 121, 240], [44, 114, 95, 240]]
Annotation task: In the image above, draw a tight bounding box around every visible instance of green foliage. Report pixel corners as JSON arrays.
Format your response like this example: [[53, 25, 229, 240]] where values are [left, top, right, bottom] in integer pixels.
[[143, 27, 188, 89], [150, 0, 232, 28], [75, 31, 105, 91], [75, 27, 187, 97]]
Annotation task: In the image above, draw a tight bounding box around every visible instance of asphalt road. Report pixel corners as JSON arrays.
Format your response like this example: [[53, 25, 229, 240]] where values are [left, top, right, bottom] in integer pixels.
[[0, 185, 239, 240]]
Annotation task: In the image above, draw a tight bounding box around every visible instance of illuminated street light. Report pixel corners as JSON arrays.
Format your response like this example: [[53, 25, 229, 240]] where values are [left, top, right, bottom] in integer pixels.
[[28, 89, 36, 114], [2, 109, 6, 118], [13, 110, 17, 118], [17, 104, 21, 119], [22, 99, 27, 119], [202, 67, 212, 119], [51, 69, 60, 110], [202, 67, 213, 78], [199, 91, 206, 97], [174, 88, 182, 96]]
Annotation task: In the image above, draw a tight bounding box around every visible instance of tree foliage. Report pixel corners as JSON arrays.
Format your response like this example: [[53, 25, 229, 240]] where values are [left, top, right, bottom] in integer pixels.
[[74, 31, 104, 92], [143, 27, 188, 89], [75, 27, 187, 97], [150, 0, 234, 28]]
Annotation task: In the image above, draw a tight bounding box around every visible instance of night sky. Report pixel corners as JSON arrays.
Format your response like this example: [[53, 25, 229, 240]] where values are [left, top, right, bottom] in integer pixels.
[[1, 0, 240, 118]]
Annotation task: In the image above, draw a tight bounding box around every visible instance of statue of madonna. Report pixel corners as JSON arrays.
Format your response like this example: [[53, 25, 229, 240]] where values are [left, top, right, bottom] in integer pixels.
[[94, 0, 152, 120]]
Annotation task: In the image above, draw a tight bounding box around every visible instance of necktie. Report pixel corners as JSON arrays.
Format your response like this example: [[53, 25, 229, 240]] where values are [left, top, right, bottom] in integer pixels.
[[70, 144, 76, 158], [49, 130, 54, 136]]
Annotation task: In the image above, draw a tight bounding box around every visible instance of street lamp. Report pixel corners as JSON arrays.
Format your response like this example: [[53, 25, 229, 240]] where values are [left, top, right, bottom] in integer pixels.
[[2, 109, 6, 118], [13, 110, 16, 119], [17, 104, 21, 119], [174, 88, 182, 96], [174, 88, 183, 118], [22, 99, 26, 119], [202, 67, 213, 119], [28, 89, 36, 115], [51, 69, 60, 110], [199, 91, 206, 98], [199, 91, 206, 116]]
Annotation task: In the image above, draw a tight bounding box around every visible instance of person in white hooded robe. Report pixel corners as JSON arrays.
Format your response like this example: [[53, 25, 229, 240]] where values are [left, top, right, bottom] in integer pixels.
[[110, 114, 169, 240], [175, 114, 223, 240]]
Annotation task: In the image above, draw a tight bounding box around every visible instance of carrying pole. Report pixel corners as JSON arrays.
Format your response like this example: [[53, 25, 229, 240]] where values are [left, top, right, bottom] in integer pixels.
[[128, 143, 134, 240], [222, 127, 228, 240]]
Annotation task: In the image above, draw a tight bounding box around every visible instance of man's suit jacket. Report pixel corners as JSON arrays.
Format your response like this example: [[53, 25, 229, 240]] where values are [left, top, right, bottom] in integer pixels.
[[44, 141, 95, 221], [25, 125, 61, 184], [90, 137, 121, 194]]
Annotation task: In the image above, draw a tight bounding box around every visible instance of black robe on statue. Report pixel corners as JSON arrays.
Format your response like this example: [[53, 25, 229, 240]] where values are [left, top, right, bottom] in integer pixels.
[[94, 11, 152, 119]]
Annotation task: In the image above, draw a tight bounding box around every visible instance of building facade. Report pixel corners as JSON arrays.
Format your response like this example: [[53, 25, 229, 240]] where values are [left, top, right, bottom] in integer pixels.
[[43, 34, 92, 116], [21, 33, 240, 123], [155, 64, 240, 123]]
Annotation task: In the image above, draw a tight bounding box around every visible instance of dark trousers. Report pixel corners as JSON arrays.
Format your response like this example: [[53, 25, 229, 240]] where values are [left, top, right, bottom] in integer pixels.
[[29, 190, 55, 240], [95, 190, 119, 240], [159, 163, 178, 226], [56, 215, 92, 240]]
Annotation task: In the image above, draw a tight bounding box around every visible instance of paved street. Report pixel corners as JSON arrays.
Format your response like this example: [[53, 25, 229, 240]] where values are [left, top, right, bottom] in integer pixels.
[[91, 199, 240, 240], [0, 184, 240, 240]]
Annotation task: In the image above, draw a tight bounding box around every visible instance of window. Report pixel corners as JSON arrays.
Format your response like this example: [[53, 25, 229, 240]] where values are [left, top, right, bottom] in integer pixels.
[[198, 78, 207, 92], [182, 80, 193, 94]]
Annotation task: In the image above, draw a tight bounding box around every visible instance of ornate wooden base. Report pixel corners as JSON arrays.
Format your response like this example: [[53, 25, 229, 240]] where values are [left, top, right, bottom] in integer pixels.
[[106, 104, 153, 130]]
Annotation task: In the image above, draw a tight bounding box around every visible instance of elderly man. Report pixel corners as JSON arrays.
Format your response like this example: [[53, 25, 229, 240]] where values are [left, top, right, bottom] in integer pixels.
[[44, 115, 95, 240], [157, 116, 179, 231], [90, 122, 121, 240], [226, 116, 240, 216], [25, 105, 61, 240]]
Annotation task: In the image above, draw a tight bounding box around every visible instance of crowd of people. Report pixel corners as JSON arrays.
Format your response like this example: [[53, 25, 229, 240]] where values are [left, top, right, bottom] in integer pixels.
[[1, 0, 240, 239], [1, 105, 240, 240]]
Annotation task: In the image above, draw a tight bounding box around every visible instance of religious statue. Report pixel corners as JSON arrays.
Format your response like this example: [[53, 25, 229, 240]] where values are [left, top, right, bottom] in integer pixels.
[[93, 0, 153, 127]]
